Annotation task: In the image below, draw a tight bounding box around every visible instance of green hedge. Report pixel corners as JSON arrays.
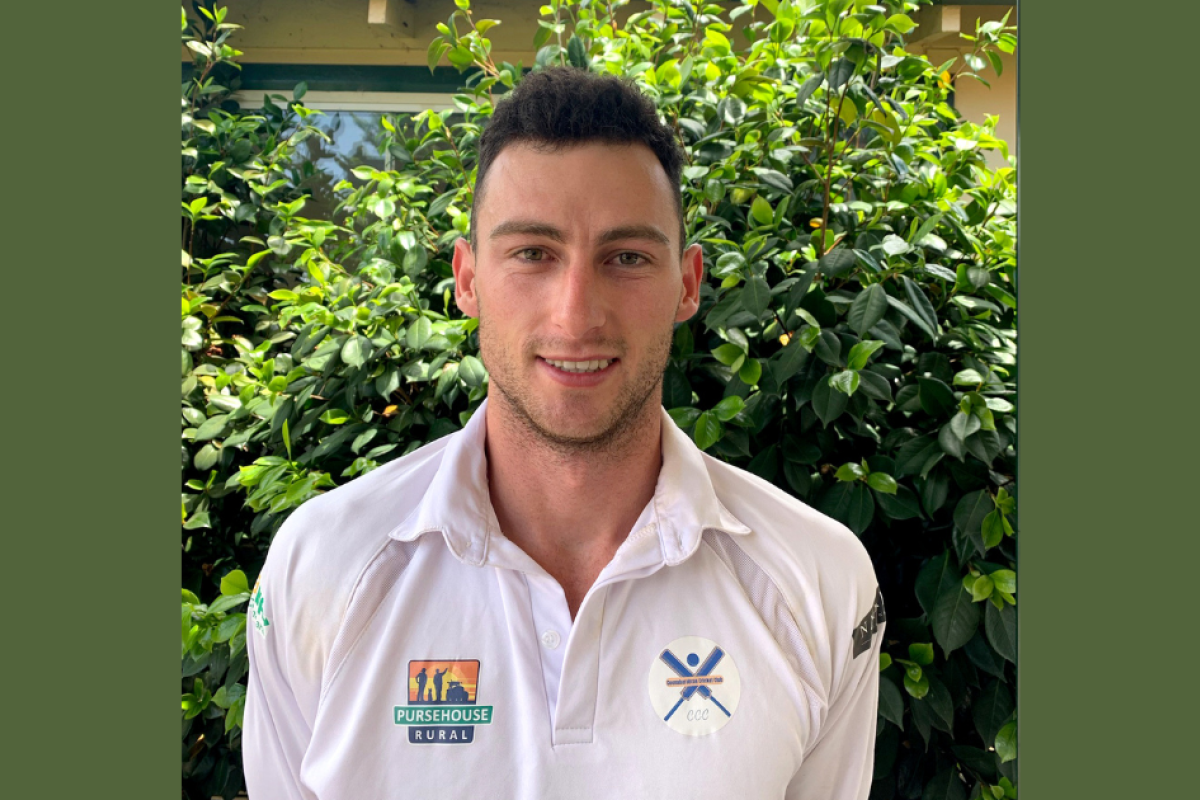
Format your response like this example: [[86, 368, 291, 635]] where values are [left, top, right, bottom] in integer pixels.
[[181, 2, 1017, 798]]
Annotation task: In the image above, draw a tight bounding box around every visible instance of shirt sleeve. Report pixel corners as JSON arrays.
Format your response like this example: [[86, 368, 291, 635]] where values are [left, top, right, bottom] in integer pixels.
[[785, 589, 885, 800], [243, 556, 318, 800]]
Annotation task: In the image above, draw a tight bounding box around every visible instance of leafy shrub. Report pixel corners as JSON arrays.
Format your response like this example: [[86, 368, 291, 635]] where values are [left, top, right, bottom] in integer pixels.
[[182, 570, 251, 793], [181, 2, 1017, 798]]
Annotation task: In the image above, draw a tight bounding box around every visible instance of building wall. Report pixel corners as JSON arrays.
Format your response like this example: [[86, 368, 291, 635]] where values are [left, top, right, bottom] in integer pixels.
[[192, 1, 1016, 164], [200, 0, 617, 67], [907, 4, 1017, 168]]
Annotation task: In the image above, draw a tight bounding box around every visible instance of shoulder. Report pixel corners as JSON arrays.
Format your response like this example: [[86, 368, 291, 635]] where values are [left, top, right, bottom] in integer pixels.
[[702, 454, 882, 690], [257, 435, 453, 677], [704, 453, 878, 601], [267, 433, 451, 580]]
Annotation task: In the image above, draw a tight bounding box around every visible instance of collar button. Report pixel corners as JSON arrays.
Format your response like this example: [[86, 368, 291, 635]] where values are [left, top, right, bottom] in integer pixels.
[[540, 630, 561, 650]]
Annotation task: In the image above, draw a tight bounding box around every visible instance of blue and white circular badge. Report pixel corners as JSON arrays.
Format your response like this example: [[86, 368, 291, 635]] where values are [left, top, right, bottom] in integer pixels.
[[648, 636, 741, 736]]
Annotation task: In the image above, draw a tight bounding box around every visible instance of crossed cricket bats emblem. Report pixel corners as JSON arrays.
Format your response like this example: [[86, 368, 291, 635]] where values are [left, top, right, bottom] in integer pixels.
[[659, 646, 732, 721]]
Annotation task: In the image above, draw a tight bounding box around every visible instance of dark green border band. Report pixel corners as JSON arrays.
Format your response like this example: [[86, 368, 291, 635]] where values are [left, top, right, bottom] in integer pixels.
[[1020, 1, 1196, 798], [12, 1, 181, 798]]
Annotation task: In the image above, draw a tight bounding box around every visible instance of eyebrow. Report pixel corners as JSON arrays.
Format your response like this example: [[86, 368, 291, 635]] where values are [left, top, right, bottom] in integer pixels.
[[489, 220, 671, 248]]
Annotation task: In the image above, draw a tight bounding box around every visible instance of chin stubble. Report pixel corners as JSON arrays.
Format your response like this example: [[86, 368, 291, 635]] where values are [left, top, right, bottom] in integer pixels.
[[477, 301, 674, 457]]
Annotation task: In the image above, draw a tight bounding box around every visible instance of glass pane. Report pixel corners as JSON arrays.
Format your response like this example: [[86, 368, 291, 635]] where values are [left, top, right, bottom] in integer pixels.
[[295, 110, 390, 217]]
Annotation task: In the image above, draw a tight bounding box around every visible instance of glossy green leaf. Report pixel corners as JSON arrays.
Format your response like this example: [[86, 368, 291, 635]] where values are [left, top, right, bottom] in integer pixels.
[[667, 407, 701, 429], [458, 355, 487, 387], [738, 358, 762, 386], [772, 336, 809, 384], [712, 396, 745, 422], [867, 472, 898, 495], [879, 677, 905, 728], [846, 340, 884, 371], [995, 721, 1017, 763], [194, 414, 229, 442], [814, 330, 841, 366], [427, 38, 450, 72], [713, 343, 746, 373], [693, 411, 723, 451], [986, 601, 1017, 663], [820, 481, 874, 535], [969, 574, 994, 602], [829, 369, 859, 396], [817, 248, 857, 277], [981, 510, 1007, 549], [220, 569, 250, 597], [908, 643, 934, 666], [836, 462, 866, 481], [877, 485, 922, 520], [990, 569, 1016, 594], [812, 373, 849, 424], [847, 283, 888, 335], [903, 671, 929, 699], [341, 335, 368, 368], [918, 378, 956, 418], [973, 679, 1014, 744], [954, 490, 993, 540], [921, 768, 968, 800], [567, 35, 588, 69], [886, 14, 916, 35], [916, 551, 981, 656], [750, 195, 774, 226], [827, 58, 854, 89], [742, 275, 772, 316], [407, 317, 433, 351], [903, 276, 939, 334]]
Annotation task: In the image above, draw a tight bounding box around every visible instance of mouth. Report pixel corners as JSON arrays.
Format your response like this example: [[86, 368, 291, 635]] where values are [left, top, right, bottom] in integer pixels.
[[539, 357, 619, 374], [536, 356, 621, 386]]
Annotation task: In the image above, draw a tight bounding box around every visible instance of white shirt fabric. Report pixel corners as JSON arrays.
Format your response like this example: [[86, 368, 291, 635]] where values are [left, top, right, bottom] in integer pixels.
[[245, 398, 884, 799]]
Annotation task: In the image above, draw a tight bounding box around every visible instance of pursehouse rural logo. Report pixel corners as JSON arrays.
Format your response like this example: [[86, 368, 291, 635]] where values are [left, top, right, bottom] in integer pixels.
[[394, 659, 492, 744], [249, 576, 270, 638]]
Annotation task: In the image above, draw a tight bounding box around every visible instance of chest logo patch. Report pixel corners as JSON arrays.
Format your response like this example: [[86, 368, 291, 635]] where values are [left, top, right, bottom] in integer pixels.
[[249, 576, 270, 639], [394, 659, 492, 744], [648, 636, 741, 736]]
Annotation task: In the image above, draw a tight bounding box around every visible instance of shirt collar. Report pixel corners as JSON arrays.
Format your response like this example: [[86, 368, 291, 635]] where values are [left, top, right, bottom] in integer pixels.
[[388, 397, 751, 568]]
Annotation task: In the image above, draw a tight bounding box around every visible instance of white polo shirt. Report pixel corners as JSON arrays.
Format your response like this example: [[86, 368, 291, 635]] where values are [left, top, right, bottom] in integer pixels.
[[245, 398, 885, 799]]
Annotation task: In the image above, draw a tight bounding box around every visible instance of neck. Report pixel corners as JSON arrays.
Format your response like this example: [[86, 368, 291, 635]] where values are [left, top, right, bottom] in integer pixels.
[[484, 394, 664, 618]]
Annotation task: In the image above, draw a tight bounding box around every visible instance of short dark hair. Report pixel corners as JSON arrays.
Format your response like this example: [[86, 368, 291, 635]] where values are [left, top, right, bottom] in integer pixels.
[[470, 66, 687, 253]]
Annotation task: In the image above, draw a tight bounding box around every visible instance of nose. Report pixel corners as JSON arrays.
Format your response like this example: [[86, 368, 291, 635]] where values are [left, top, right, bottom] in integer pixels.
[[549, 257, 607, 340]]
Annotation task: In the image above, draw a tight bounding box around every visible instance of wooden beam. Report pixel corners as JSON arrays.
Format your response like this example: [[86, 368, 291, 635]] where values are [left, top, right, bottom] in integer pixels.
[[908, 5, 1016, 51], [367, 0, 414, 29]]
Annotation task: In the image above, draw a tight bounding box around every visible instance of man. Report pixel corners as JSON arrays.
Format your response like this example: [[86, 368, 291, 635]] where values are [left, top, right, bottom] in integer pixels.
[[414, 666, 427, 705], [432, 668, 447, 703], [245, 66, 884, 799]]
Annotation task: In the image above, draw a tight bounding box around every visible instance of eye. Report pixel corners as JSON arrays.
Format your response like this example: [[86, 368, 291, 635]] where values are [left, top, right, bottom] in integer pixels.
[[613, 252, 647, 266], [515, 247, 547, 262]]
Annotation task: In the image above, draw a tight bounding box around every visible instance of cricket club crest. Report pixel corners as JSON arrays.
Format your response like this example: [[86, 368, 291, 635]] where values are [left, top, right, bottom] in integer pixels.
[[647, 636, 742, 736], [394, 660, 493, 744]]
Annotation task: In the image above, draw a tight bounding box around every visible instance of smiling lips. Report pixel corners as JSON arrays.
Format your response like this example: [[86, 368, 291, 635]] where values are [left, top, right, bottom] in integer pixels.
[[537, 357, 620, 387], [542, 358, 616, 374]]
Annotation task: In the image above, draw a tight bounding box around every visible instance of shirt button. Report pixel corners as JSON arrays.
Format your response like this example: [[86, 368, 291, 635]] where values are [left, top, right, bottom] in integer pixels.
[[540, 630, 561, 650]]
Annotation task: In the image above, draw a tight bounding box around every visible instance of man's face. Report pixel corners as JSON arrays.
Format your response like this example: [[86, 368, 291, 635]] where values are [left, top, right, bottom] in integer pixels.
[[453, 141, 703, 448]]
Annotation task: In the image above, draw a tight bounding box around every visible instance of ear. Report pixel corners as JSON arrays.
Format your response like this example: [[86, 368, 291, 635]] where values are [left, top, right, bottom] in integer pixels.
[[452, 237, 479, 318], [674, 242, 704, 323]]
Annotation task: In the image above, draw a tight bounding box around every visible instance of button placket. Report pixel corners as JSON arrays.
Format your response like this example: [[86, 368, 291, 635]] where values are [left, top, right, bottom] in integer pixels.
[[524, 573, 573, 727], [546, 524, 663, 746], [550, 584, 608, 746]]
